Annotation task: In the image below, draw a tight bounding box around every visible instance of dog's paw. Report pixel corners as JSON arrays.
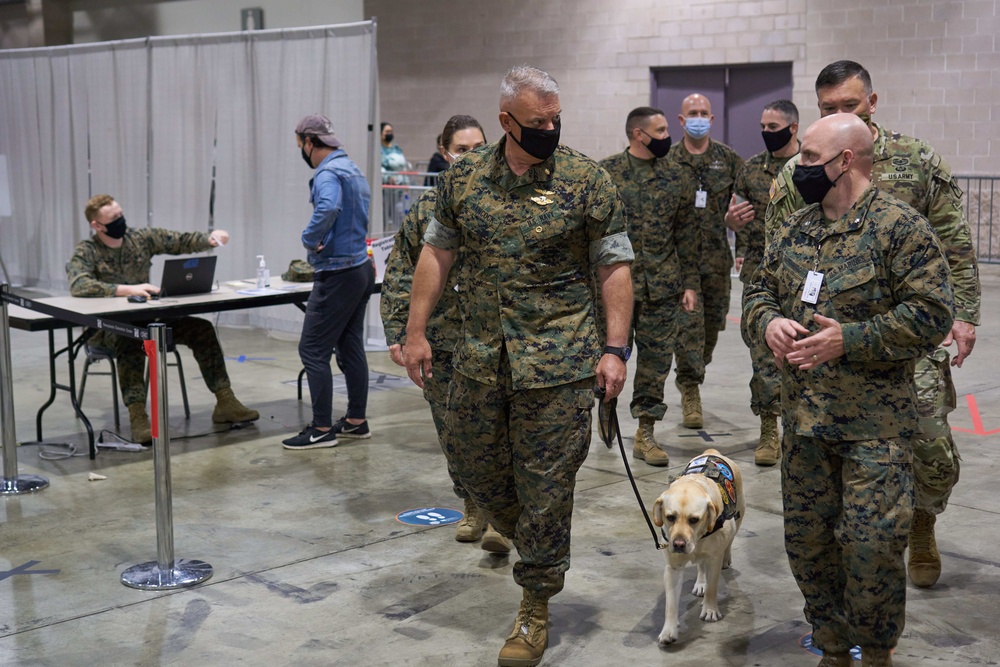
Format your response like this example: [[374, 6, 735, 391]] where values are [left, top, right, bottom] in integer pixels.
[[700, 607, 722, 622], [657, 626, 679, 645], [692, 582, 706, 597]]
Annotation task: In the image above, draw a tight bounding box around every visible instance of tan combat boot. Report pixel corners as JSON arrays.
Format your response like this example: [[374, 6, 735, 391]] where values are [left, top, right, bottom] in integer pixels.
[[633, 417, 669, 466], [455, 497, 487, 542], [127, 403, 152, 444], [482, 524, 512, 554], [817, 652, 852, 667], [676, 381, 703, 429], [498, 590, 549, 667], [908, 509, 941, 588], [861, 648, 893, 667], [754, 412, 780, 466], [212, 387, 260, 423]]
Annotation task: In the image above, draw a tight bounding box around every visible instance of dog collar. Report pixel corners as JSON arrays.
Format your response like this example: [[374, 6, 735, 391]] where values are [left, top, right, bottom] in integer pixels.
[[680, 455, 741, 537]]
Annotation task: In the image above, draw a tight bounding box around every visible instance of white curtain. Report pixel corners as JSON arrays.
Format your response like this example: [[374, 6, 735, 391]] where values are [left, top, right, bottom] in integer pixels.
[[0, 21, 379, 334]]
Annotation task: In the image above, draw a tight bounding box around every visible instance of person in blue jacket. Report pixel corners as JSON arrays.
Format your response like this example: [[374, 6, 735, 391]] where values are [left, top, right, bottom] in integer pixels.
[[283, 114, 375, 449]]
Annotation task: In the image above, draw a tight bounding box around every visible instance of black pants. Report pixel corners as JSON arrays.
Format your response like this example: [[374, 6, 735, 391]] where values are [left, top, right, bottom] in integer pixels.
[[298, 262, 374, 427]]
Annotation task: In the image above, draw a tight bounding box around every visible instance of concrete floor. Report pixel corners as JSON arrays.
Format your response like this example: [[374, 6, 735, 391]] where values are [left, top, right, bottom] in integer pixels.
[[2, 272, 1000, 667]]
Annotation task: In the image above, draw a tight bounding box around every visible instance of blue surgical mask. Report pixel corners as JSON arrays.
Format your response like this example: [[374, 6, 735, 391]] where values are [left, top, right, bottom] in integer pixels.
[[684, 117, 711, 139]]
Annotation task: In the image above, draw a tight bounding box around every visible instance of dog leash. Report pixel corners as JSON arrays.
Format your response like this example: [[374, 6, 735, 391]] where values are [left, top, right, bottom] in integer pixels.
[[595, 386, 666, 550]]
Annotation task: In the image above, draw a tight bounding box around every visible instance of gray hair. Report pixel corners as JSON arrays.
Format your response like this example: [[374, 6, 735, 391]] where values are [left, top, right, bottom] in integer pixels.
[[500, 65, 559, 105]]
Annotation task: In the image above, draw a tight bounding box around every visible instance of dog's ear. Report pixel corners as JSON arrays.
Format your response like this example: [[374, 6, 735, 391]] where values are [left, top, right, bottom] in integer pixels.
[[704, 502, 718, 533], [652, 496, 664, 527]]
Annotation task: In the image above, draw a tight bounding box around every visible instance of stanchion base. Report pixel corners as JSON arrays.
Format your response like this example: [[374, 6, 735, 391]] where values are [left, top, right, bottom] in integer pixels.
[[121, 559, 213, 590], [0, 474, 50, 495]]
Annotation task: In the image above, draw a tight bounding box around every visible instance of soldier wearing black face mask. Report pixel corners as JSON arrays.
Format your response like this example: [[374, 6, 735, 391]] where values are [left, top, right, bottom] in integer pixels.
[[403, 65, 633, 667], [66, 194, 259, 445], [724, 99, 800, 467], [599, 106, 699, 467]]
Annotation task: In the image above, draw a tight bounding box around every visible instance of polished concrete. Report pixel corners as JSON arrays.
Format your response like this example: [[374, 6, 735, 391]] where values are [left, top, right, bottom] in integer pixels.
[[2, 271, 1000, 667]]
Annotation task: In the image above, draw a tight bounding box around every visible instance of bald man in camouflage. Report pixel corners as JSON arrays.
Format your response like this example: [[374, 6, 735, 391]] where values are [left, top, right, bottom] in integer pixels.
[[765, 60, 980, 590], [747, 113, 953, 667]]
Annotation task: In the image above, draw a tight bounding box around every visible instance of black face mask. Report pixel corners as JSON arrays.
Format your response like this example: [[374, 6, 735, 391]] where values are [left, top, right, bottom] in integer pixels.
[[640, 129, 672, 158], [792, 151, 845, 205], [103, 215, 127, 239], [383, 133, 394, 143], [761, 125, 793, 153], [301, 145, 314, 169], [507, 112, 560, 161]]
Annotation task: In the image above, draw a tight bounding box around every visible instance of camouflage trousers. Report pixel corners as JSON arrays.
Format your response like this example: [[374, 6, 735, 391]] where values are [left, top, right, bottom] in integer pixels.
[[739, 281, 780, 416], [782, 433, 913, 652], [674, 269, 731, 387], [423, 346, 467, 499], [89, 317, 230, 407], [912, 348, 961, 514], [445, 348, 594, 599], [629, 295, 681, 421]]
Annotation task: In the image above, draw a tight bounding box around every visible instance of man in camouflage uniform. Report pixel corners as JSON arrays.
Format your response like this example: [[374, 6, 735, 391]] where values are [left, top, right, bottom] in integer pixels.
[[745, 114, 953, 667], [667, 93, 744, 428], [724, 99, 801, 466], [381, 114, 510, 554], [765, 60, 980, 588], [403, 66, 633, 667], [600, 107, 698, 466], [67, 194, 259, 444]]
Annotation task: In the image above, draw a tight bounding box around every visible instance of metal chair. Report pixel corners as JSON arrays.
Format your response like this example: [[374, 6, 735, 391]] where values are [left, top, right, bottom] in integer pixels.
[[78, 343, 191, 429]]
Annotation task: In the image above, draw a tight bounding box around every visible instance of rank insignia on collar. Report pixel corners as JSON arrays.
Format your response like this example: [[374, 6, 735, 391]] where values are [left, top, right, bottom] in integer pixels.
[[530, 195, 554, 206]]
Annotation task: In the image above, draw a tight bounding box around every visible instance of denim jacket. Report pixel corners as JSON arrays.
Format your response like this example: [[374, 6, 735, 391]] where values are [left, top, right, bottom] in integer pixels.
[[303, 150, 371, 272]]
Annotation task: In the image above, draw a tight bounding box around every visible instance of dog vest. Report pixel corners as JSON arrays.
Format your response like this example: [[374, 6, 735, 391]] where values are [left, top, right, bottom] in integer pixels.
[[680, 455, 741, 537]]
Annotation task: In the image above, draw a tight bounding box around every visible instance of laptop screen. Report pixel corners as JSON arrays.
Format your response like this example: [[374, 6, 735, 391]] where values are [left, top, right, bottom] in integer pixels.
[[159, 255, 217, 297]]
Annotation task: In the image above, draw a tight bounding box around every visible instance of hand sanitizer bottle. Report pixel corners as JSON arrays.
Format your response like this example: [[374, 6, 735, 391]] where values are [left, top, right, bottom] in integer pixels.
[[256, 255, 270, 288]]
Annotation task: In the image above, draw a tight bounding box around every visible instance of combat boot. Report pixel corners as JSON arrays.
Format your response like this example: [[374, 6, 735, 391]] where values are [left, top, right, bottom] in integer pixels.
[[127, 403, 152, 444], [817, 652, 852, 667], [633, 417, 669, 466], [212, 387, 260, 423], [676, 381, 703, 429], [861, 648, 893, 667], [455, 497, 487, 542], [482, 524, 512, 554], [498, 590, 549, 667], [754, 412, 780, 466], [908, 509, 941, 588]]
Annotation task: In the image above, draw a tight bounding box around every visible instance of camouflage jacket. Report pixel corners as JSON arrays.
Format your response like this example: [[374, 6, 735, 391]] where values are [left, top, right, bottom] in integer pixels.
[[380, 187, 462, 351], [744, 186, 954, 440], [733, 147, 797, 284], [599, 150, 698, 300], [425, 136, 634, 389], [666, 138, 744, 273], [67, 227, 213, 297], [765, 122, 979, 324]]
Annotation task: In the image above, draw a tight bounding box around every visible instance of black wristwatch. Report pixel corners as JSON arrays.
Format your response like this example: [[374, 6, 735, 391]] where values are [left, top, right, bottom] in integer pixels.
[[604, 345, 631, 362]]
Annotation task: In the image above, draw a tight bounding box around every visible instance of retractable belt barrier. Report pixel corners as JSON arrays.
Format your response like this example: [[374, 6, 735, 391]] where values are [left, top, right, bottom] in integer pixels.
[[1, 286, 213, 590]]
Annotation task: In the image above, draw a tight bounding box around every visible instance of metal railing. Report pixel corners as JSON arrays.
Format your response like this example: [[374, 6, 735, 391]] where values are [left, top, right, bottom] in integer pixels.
[[381, 173, 436, 234], [956, 175, 999, 264]]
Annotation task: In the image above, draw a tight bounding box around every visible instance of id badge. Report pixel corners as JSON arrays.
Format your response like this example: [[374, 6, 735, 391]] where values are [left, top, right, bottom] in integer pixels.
[[801, 270, 824, 304], [695, 189, 708, 209]]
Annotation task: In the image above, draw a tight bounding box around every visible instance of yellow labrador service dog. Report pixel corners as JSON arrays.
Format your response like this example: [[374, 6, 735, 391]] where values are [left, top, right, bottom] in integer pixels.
[[652, 449, 744, 644]]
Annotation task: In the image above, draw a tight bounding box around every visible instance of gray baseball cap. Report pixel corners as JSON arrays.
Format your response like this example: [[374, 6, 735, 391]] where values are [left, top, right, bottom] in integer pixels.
[[295, 114, 343, 149]]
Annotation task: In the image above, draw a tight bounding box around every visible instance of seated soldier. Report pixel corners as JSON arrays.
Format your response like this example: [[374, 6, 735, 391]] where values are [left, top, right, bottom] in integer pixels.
[[67, 194, 259, 443]]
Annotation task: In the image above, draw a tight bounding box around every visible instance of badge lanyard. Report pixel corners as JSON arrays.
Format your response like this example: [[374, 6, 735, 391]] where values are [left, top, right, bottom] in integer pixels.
[[801, 190, 877, 305]]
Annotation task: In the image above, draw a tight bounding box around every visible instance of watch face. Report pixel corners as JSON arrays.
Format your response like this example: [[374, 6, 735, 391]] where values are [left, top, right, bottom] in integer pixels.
[[622, 347, 631, 361]]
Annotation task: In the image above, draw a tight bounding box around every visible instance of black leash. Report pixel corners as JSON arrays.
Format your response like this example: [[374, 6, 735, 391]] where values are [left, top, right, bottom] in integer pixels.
[[595, 386, 666, 550]]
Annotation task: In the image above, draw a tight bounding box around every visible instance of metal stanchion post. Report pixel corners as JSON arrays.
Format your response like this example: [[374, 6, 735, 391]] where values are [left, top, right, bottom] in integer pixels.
[[121, 323, 211, 589], [0, 284, 49, 495]]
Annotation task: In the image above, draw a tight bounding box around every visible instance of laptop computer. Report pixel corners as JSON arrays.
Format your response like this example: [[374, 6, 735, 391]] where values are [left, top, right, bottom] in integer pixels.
[[159, 255, 217, 297]]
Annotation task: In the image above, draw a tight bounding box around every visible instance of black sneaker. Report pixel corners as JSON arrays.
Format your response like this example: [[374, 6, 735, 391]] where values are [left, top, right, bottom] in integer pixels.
[[282, 426, 339, 450], [331, 417, 371, 439]]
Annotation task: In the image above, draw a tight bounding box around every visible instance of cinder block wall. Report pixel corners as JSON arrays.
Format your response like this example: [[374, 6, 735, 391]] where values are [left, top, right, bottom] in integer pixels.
[[368, 0, 998, 175]]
